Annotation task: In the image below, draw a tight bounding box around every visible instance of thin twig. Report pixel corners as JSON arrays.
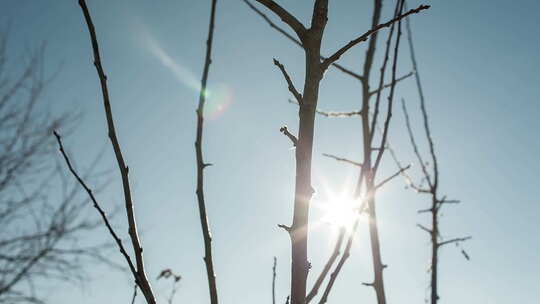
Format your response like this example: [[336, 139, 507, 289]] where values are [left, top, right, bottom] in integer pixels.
[[274, 59, 302, 104], [438, 236, 472, 248], [374, 164, 411, 190], [321, 4, 430, 71], [322, 153, 362, 168], [53, 131, 138, 285], [368, 71, 414, 96], [306, 228, 345, 303], [272, 257, 277, 304], [279, 126, 298, 147]]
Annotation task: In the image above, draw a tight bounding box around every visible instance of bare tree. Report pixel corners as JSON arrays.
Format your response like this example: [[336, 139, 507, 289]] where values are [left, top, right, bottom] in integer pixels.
[[249, 2, 428, 304], [0, 32, 112, 304], [246, 1, 427, 303], [194, 0, 220, 303]]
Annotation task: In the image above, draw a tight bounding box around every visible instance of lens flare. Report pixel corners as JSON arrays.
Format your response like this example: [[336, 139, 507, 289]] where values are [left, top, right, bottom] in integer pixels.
[[203, 83, 234, 120], [141, 28, 234, 119]]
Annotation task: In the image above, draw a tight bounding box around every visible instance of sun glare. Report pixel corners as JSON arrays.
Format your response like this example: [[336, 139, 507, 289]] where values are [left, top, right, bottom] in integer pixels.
[[319, 196, 364, 231]]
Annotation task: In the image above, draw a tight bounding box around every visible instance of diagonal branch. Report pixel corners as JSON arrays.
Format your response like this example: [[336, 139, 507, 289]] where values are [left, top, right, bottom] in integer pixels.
[[77, 1, 156, 303], [254, 0, 307, 41], [53, 131, 138, 287], [321, 4, 430, 71], [279, 126, 298, 147], [374, 164, 411, 190], [417, 223, 432, 234], [373, 2, 406, 174], [368, 71, 414, 96], [401, 98, 433, 189], [306, 228, 345, 303], [322, 153, 362, 167], [438, 236, 472, 248], [243, 0, 364, 81], [274, 59, 303, 104]]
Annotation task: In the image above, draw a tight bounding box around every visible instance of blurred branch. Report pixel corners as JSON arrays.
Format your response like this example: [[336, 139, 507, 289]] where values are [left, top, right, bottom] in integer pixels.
[[322, 153, 362, 168], [53, 132, 138, 278]]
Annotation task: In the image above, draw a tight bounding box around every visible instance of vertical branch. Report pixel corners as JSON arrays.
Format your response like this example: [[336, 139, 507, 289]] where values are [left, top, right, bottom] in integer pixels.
[[272, 257, 277, 304], [402, 5, 470, 302], [404, 2, 438, 188], [76, 1, 156, 303], [195, 0, 219, 304]]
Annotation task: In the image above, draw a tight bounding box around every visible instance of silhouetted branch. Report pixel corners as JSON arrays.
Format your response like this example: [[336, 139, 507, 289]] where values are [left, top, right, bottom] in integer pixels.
[[373, 2, 405, 174], [194, 0, 220, 303], [253, 0, 307, 41], [272, 257, 277, 304], [438, 236, 472, 248], [321, 4, 430, 71], [131, 284, 137, 304], [243, 0, 364, 81], [401, 5, 471, 302], [274, 59, 303, 104], [374, 164, 411, 190], [417, 224, 432, 234], [279, 126, 298, 147], [53, 131, 137, 278], [77, 1, 156, 303], [306, 228, 345, 303], [368, 71, 414, 96]]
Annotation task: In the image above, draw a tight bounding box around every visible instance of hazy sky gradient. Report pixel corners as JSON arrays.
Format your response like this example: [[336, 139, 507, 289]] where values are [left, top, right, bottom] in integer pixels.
[[1, 0, 539, 303]]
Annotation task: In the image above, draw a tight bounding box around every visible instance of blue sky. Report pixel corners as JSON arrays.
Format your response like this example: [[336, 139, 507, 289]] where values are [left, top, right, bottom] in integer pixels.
[[2, 0, 539, 303]]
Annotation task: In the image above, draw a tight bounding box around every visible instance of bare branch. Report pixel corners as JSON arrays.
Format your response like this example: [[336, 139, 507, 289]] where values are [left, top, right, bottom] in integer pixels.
[[253, 0, 307, 41], [279, 126, 298, 147], [306, 228, 345, 303], [417, 223, 432, 234], [194, 0, 220, 303], [288, 99, 362, 118], [368, 71, 414, 96], [374, 164, 411, 190], [322, 153, 362, 167], [53, 131, 138, 282], [401, 98, 433, 188], [321, 5, 430, 71], [373, 3, 406, 174], [243, 0, 364, 81], [77, 1, 156, 302], [272, 257, 277, 304], [438, 236, 472, 248], [405, 7, 439, 189], [277, 224, 292, 233], [131, 284, 137, 304], [274, 59, 303, 104]]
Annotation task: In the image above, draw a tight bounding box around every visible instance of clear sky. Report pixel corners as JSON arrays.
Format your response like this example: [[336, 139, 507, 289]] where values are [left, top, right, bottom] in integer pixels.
[[1, 0, 539, 303]]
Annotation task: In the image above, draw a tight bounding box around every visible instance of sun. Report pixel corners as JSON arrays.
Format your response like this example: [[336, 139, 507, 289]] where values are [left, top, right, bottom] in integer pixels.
[[318, 196, 364, 230]]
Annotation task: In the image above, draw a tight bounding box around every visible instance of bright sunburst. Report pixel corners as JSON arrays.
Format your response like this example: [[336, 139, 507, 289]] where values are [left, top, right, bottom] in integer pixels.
[[319, 196, 365, 230]]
